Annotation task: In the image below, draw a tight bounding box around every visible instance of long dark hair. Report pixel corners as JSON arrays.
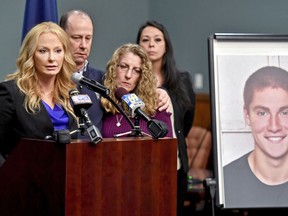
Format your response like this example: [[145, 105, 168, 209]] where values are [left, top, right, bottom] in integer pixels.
[[136, 20, 192, 110]]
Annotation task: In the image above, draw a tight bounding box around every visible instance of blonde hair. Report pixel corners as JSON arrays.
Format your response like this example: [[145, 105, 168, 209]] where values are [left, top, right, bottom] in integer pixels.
[[6, 22, 76, 117], [101, 43, 157, 115]]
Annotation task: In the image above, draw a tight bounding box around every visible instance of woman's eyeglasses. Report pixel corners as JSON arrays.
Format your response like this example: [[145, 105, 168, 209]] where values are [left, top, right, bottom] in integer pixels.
[[117, 63, 142, 75]]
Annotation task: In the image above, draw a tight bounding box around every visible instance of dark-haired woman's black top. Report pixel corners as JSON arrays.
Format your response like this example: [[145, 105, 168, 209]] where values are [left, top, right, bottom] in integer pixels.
[[169, 71, 196, 173]]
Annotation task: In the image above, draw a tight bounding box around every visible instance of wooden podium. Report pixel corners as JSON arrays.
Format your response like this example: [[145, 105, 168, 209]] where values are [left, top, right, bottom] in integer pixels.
[[0, 137, 177, 216]]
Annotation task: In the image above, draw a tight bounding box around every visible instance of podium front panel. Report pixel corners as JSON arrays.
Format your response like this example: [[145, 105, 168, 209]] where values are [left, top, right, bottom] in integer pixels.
[[66, 137, 177, 216], [0, 137, 177, 216]]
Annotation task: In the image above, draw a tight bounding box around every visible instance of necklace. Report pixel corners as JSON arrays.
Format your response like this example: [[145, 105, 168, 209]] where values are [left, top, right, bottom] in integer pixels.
[[116, 114, 123, 127]]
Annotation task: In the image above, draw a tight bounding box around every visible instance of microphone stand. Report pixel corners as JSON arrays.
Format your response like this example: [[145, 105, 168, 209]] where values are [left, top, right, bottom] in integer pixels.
[[79, 108, 103, 144], [106, 96, 167, 139], [113, 115, 151, 138], [99, 88, 155, 138], [78, 118, 87, 136]]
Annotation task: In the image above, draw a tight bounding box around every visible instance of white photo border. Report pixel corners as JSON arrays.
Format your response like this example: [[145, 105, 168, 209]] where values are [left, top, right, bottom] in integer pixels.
[[208, 33, 288, 208]]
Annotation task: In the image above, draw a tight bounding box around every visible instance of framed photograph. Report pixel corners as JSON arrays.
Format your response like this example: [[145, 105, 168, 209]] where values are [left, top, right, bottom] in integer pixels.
[[208, 33, 288, 209]]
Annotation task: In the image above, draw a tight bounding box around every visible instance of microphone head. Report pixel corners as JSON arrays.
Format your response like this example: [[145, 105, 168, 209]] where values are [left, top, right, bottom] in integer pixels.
[[71, 72, 83, 84], [147, 119, 168, 139], [115, 87, 129, 101], [115, 87, 145, 118], [69, 88, 80, 96], [69, 87, 92, 117]]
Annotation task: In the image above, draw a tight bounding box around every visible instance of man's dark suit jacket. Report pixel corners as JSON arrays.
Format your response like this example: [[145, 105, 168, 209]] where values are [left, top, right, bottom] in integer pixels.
[[78, 63, 104, 131]]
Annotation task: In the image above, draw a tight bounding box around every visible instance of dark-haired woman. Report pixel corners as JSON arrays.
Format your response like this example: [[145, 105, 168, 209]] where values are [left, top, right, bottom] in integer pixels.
[[137, 20, 196, 216]]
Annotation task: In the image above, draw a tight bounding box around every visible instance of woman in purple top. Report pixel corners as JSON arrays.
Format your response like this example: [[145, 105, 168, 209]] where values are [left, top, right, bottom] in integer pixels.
[[101, 43, 173, 138]]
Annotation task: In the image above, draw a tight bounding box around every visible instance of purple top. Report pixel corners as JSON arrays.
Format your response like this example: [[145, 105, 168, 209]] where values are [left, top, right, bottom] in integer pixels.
[[42, 100, 69, 130], [102, 110, 173, 138]]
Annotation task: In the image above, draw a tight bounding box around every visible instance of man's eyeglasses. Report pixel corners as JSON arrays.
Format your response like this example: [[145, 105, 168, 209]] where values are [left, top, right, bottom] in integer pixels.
[[117, 63, 142, 75]]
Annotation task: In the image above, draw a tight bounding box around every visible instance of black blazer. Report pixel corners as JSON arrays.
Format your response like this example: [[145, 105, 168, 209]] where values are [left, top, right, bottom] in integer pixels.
[[0, 80, 78, 157], [170, 72, 196, 173]]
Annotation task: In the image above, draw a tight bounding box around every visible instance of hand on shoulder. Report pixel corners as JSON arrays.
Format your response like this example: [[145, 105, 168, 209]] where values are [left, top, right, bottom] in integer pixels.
[[156, 88, 173, 113]]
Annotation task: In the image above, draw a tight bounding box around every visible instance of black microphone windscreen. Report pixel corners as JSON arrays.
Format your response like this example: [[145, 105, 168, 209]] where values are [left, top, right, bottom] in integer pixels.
[[71, 72, 82, 84], [114, 87, 129, 101]]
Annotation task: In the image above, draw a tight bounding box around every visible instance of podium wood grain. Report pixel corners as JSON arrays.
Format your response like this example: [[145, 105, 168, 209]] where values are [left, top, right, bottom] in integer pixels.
[[0, 137, 177, 216]]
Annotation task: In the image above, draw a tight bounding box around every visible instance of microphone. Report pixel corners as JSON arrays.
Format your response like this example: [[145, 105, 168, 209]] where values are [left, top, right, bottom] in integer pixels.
[[71, 73, 135, 129], [115, 87, 168, 139], [71, 72, 110, 97], [69, 89, 103, 144], [69, 89, 92, 117], [115, 87, 146, 119], [45, 129, 71, 144]]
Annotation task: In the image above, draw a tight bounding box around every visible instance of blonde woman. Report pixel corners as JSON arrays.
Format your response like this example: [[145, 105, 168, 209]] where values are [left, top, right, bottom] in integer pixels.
[[0, 22, 78, 162]]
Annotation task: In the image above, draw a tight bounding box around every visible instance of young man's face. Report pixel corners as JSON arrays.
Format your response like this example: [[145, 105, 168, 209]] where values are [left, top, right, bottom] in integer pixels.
[[244, 87, 288, 159]]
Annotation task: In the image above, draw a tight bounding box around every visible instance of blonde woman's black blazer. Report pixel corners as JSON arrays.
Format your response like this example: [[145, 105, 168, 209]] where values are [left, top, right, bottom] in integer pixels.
[[0, 80, 78, 157]]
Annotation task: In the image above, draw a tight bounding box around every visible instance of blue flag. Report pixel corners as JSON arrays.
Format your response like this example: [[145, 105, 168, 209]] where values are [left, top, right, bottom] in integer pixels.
[[21, 0, 58, 42]]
